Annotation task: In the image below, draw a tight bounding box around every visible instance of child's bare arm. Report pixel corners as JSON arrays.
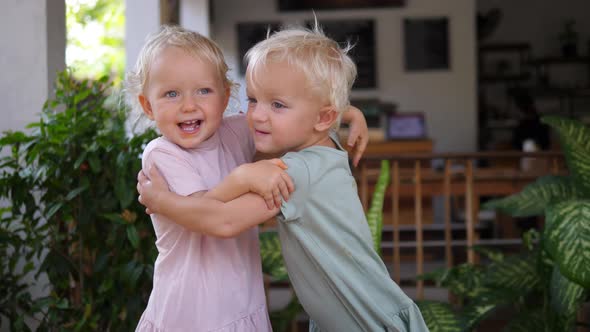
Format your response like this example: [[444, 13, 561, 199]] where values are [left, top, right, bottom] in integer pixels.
[[206, 159, 293, 208], [340, 105, 369, 167], [137, 167, 279, 238]]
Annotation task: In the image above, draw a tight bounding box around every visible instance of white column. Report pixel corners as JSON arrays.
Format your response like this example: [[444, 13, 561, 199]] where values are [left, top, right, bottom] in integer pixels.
[[0, 0, 66, 133], [125, 0, 161, 72], [0, 3, 65, 330], [180, 0, 210, 37]]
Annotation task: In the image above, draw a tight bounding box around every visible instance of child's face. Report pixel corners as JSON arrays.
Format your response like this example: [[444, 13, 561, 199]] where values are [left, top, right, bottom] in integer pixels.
[[246, 60, 328, 154], [139, 46, 229, 149]]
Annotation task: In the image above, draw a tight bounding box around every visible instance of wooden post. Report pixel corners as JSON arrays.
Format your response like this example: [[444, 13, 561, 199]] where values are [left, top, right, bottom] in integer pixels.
[[414, 160, 424, 299], [552, 157, 560, 174], [465, 160, 475, 264], [392, 161, 401, 284], [444, 159, 453, 269]]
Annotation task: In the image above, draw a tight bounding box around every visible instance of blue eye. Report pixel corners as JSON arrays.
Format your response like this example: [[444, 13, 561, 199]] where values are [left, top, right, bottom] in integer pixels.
[[271, 101, 285, 109], [197, 88, 211, 95], [165, 91, 178, 98]]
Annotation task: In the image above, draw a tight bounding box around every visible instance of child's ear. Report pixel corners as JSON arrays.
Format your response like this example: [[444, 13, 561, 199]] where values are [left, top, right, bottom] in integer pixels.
[[314, 106, 338, 132], [138, 95, 155, 120]]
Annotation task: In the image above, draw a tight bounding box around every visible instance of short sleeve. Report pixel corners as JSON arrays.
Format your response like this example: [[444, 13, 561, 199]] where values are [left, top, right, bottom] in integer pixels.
[[278, 153, 310, 222], [143, 148, 207, 196]]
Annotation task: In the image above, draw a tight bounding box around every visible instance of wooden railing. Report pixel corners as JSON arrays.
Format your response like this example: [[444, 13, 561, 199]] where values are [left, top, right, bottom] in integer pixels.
[[354, 151, 565, 300]]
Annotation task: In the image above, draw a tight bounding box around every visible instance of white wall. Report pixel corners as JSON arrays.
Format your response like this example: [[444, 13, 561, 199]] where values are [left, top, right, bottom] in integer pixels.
[[0, 0, 65, 134], [211, 0, 477, 152], [180, 0, 210, 36], [0, 2, 65, 329], [125, 0, 211, 73], [125, 0, 161, 72]]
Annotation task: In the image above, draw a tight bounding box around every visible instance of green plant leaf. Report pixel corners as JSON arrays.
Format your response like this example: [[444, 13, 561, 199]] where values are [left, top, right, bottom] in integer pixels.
[[549, 266, 587, 321], [420, 264, 487, 300], [486, 253, 541, 293], [544, 200, 590, 288], [366, 160, 390, 255], [45, 202, 63, 220], [88, 154, 101, 173], [259, 231, 288, 281], [102, 213, 127, 225], [482, 175, 581, 217], [115, 176, 134, 209], [541, 116, 590, 195], [415, 300, 462, 332], [65, 184, 89, 201], [126, 225, 140, 249], [460, 302, 497, 331]]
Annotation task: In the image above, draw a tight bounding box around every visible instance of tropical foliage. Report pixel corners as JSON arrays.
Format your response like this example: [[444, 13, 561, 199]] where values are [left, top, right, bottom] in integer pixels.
[[366, 160, 391, 255], [0, 70, 157, 331], [417, 116, 590, 331]]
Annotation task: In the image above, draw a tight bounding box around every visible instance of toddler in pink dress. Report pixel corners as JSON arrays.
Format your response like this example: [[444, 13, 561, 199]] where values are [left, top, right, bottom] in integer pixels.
[[125, 26, 286, 332]]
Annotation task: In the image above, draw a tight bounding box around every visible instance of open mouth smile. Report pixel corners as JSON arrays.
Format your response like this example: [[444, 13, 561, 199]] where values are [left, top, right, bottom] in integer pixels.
[[178, 119, 202, 133]]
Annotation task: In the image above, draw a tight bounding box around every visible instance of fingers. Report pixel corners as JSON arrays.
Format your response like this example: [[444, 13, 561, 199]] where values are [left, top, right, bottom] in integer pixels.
[[137, 170, 147, 185], [281, 172, 294, 197], [352, 133, 368, 167], [264, 194, 275, 210], [278, 181, 290, 202], [273, 188, 282, 208], [269, 158, 288, 170], [347, 128, 358, 147]]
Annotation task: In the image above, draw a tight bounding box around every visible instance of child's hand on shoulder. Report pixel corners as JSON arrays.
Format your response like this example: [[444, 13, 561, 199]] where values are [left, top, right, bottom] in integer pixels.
[[237, 159, 295, 209], [137, 166, 169, 214], [343, 105, 369, 167]]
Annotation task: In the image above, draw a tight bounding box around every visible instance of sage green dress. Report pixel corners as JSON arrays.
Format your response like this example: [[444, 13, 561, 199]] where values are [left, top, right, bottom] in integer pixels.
[[277, 140, 429, 332]]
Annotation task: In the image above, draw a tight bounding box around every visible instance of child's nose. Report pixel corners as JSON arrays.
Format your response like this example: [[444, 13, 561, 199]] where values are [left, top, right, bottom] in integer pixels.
[[249, 105, 268, 122], [182, 97, 198, 112]]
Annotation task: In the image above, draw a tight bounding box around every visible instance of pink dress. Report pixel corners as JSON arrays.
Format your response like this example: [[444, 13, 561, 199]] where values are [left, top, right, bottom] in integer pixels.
[[136, 115, 272, 332]]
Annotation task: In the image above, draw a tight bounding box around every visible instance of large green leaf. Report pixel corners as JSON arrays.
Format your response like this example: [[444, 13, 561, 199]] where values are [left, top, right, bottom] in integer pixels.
[[549, 266, 587, 321], [486, 254, 541, 293], [542, 116, 590, 195], [482, 175, 581, 217], [259, 231, 288, 281], [416, 300, 462, 332], [419, 264, 487, 300], [460, 301, 498, 331], [544, 200, 590, 288], [366, 160, 390, 255]]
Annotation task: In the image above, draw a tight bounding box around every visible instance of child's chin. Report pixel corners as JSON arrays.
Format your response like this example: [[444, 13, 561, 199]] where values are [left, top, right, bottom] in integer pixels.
[[255, 144, 280, 155]]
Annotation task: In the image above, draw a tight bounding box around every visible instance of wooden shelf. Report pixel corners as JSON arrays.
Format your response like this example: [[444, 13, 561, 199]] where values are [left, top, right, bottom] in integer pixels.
[[358, 139, 433, 156]]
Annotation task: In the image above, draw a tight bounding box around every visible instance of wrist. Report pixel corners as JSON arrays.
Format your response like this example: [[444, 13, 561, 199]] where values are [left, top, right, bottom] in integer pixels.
[[232, 164, 251, 192], [149, 191, 169, 214]]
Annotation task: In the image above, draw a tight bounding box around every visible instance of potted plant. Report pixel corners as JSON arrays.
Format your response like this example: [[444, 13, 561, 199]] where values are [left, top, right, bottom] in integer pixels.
[[416, 115, 590, 331]]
